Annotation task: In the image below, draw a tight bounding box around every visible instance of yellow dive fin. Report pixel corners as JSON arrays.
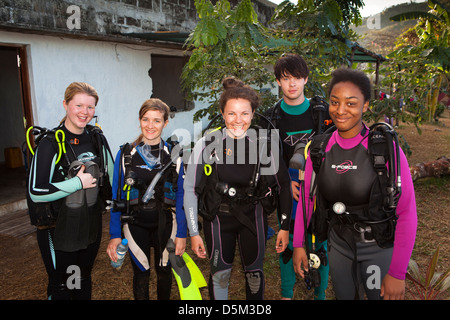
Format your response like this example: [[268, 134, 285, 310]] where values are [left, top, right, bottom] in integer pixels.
[[167, 239, 206, 300], [182, 252, 207, 288]]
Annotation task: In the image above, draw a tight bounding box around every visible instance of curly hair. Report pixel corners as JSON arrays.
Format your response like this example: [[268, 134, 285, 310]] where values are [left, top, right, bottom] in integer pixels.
[[328, 67, 372, 102]]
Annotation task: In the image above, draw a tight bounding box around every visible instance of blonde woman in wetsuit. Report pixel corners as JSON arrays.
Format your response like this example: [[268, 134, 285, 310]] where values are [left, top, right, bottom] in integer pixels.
[[28, 82, 114, 299]]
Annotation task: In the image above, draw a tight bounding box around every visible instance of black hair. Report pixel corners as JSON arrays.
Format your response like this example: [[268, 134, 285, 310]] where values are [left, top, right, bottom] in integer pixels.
[[328, 67, 372, 102], [274, 53, 309, 80]]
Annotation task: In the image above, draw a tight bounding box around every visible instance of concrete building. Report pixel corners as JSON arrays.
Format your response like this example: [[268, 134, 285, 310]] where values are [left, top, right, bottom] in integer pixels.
[[0, 0, 276, 163], [0, 0, 277, 234]]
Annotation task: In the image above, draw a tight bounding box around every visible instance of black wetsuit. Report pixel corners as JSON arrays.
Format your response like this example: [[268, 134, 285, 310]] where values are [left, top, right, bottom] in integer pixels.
[[28, 124, 113, 299], [184, 129, 292, 299]]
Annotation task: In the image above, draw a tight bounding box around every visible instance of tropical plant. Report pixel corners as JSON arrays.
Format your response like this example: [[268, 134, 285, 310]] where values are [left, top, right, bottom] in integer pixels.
[[406, 245, 450, 300], [269, 0, 363, 98], [384, 0, 450, 123], [181, 0, 367, 123], [182, 0, 283, 122]]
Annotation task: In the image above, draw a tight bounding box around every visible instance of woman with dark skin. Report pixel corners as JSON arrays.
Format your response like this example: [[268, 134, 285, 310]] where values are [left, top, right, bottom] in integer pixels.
[[292, 68, 417, 300]]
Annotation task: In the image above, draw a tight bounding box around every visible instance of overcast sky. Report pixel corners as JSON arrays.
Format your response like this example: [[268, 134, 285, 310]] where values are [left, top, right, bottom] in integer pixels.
[[268, 0, 427, 18]]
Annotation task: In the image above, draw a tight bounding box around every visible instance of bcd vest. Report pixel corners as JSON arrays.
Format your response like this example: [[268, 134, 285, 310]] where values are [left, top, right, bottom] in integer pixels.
[[265, 96, 334, 138], [114, 141, 180, 225], [25, 125, 112, 227], [196, 129, 279, 235], [25, 124, 112, 251], [308, 123, 401, 249]]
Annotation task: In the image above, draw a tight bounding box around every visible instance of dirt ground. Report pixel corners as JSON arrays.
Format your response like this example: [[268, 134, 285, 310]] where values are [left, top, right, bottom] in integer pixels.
[[0, 110, 448, 301]]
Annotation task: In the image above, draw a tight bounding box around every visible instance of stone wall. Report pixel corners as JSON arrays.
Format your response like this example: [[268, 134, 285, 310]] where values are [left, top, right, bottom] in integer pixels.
[[0, 0, 276, 43], [0, 0, 197, 39]]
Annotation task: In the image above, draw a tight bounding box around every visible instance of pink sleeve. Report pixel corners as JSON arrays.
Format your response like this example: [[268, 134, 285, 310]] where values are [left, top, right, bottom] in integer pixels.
[[293, 133, 336, 248], [388, 148, 417, 280], [293, 154, 314, 248]]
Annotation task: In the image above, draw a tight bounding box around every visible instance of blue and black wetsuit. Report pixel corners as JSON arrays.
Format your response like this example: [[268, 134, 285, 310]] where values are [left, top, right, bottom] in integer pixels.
[[109, 140, 187, 300]]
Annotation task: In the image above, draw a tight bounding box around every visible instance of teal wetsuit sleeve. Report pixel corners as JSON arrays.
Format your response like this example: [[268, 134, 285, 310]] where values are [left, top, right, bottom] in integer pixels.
[[28, 138, 82, 203]]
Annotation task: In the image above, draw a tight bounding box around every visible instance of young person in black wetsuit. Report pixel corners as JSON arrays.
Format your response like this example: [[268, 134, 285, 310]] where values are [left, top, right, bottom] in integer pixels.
[[262, 54, 329, 300], [28, 82, 113, 299], [107, 98, 187, 300], [183, 77, 292, 300]]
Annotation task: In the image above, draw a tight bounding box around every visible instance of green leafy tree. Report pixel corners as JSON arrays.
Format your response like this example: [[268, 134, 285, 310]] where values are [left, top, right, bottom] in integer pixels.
[[376, 0, 450, 124], [182, 0, 283, 122], [270, 0, 363, 98], [182, 0, 365, 122]]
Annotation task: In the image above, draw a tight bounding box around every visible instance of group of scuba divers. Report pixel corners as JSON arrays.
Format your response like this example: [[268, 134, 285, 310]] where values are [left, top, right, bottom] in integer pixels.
[[26, 53, 417, 301]]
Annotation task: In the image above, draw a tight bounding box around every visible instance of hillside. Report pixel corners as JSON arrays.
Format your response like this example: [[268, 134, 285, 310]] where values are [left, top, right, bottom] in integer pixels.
[[352, 1, 449, 56]]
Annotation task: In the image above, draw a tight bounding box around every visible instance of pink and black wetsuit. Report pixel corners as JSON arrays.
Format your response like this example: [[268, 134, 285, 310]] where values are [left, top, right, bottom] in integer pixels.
[[293, 124, 417, 299]]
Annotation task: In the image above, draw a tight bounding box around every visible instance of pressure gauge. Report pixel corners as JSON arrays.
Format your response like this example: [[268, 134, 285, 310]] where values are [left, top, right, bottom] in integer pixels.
[[308, 253, 321, 269], [332, 202, 346, 215]]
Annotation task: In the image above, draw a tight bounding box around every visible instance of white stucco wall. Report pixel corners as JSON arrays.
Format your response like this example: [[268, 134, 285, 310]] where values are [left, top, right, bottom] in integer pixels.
[[0, 31, 207, 157]]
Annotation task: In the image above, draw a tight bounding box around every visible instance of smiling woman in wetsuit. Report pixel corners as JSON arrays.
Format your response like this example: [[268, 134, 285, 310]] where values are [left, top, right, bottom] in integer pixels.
[[183, 77, 293, 300], [28, 82, 114, 300], [107, 98, 187, 300], [292, 68, 417, 300]]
